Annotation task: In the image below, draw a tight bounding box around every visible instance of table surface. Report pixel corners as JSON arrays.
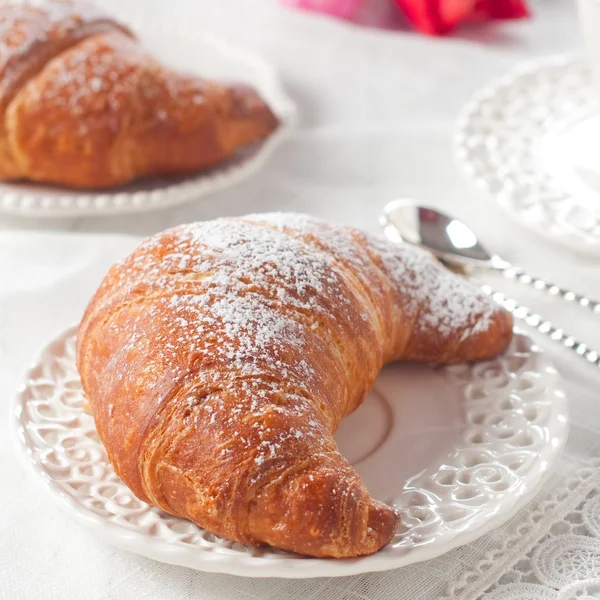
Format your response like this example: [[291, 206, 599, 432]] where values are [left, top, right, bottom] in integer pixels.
[[3, 1, 600, 599]]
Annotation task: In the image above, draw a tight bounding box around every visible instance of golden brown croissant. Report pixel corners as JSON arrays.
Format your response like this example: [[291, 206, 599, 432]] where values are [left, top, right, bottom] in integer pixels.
[[0, 0, 278, 188], [77, 213, 513, 558]]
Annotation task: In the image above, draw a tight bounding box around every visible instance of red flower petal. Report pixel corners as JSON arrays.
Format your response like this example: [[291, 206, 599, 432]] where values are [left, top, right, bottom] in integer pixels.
[[475, 0, 529, 19], [394, 0, 474, 34], [394, 0, 529, 35], [438, 0, 479, 27]]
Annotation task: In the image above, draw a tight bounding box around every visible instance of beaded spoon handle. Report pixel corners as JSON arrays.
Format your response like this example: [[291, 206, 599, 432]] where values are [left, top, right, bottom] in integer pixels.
[[479, 284, 600, 368], [497, 266, 600, 314]]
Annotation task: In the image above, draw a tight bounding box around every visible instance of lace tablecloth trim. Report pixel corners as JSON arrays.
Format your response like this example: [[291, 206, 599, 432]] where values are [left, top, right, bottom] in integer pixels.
[[443, 460, 600, 600]]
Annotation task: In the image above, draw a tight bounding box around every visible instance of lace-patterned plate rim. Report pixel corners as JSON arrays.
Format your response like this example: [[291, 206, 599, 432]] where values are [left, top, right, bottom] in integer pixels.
[[454, 53, 600, 257], [0, 19, 297, 219], [11, 325, 569, 578]]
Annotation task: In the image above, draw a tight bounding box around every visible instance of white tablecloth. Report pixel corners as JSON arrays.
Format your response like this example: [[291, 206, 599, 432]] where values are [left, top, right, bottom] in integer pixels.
[[2, 1, 600, 598]]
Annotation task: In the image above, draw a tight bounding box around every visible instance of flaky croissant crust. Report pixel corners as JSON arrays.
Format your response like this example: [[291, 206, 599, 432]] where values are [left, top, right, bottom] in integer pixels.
[[0, 0, 278, 188], [77, 213, 513, 558]]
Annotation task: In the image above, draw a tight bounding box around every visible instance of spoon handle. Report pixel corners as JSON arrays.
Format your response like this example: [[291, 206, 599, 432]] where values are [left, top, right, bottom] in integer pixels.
[[497, 265, 600, 315], [480, 284, 600, 368]]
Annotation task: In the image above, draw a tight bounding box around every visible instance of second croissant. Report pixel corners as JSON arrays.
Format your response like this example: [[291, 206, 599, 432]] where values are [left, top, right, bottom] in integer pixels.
[[0, 0, 279, 189]]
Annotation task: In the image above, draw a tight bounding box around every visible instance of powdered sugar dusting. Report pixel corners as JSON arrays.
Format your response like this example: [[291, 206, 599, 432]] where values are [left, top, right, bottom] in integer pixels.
[[0, 1, 104, 66], [0, 0, 125, 106], [149, 219, 352, 375], [23, 30, 144, 135], [107, 218, 362, 404], [109, 213, 501, 383], [250, 212, 498, 339], [368, 235, 496, 338], [94, 213, 503, 470]]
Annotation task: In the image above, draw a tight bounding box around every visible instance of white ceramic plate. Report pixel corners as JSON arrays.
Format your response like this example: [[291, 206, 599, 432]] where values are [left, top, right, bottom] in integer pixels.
[[455, 55, 600, 256], [0, 22, 296, 218], [12, 326, 568, 578]]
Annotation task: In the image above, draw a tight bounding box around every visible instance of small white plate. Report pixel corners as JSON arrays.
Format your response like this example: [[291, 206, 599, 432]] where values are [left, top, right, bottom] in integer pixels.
[[0, 22, 296, 218], [12, 326, 568, 578], [455, 55, 600, 256]]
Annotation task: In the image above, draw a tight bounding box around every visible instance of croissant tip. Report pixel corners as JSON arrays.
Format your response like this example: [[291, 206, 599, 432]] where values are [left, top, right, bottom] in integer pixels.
[[365, 501, 401, 553], [228, 83, 280, 132]]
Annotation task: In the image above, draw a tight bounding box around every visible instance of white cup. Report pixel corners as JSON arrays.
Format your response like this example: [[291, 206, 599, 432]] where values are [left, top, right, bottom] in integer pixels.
[[578, 0, 600, 97]]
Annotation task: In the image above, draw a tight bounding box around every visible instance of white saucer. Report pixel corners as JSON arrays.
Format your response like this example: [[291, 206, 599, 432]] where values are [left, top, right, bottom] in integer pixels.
[[0, 23, 296, 218], [12, 327, 568, 578], [455, 55, 600, 256]]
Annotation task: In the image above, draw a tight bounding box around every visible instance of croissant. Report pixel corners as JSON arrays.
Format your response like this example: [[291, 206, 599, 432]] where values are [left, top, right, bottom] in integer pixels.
[[77, 213, 513, 558], [0, 0, 278, 188]]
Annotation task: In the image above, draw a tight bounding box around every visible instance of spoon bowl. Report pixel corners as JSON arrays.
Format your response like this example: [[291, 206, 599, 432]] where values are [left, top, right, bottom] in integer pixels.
[[380, 200, 506, 270]]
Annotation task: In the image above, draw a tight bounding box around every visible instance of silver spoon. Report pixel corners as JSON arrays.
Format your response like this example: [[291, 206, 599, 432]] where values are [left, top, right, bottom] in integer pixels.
[[380, 199, 600, 368], [381, 199, 600, 314]]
